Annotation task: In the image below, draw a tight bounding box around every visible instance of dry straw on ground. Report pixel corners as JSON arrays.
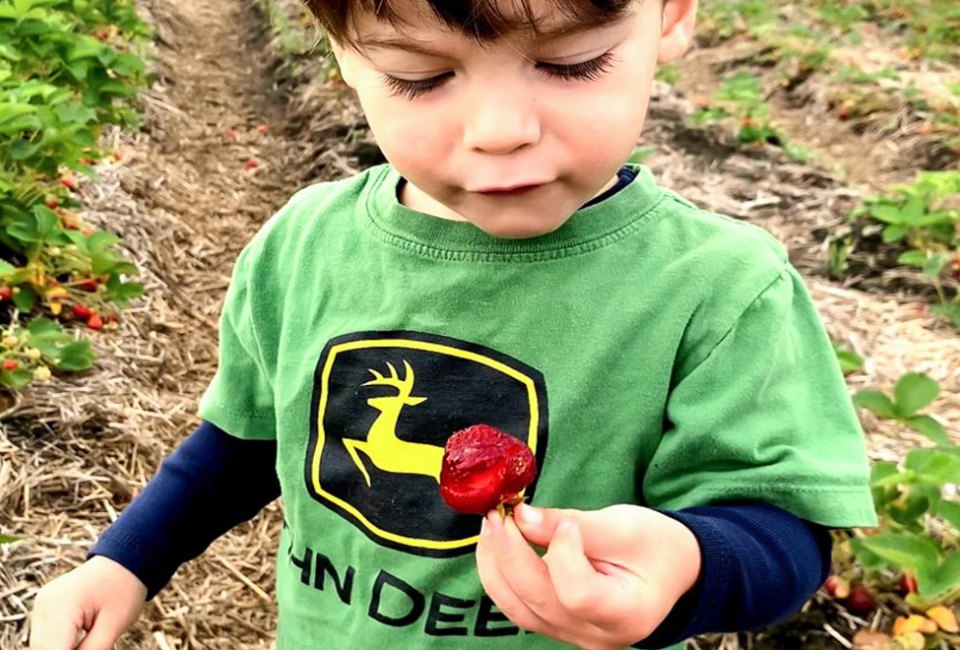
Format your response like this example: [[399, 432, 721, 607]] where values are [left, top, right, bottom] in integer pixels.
[[1, 0, 958, 649]]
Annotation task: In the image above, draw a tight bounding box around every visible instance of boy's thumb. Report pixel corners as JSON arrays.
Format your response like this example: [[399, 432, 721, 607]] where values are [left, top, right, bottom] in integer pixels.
[[512, 503, 578, 547]]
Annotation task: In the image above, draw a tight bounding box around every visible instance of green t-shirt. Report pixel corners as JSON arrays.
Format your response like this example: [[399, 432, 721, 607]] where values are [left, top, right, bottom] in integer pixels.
[[199, 163, 877, 650]]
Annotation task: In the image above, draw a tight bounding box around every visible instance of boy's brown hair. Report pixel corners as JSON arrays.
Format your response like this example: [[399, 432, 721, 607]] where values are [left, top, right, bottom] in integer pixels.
[[304, 0, 635, 45]]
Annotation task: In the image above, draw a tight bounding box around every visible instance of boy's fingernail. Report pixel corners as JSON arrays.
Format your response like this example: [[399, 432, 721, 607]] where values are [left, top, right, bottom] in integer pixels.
[[518, 504, 542, 526]]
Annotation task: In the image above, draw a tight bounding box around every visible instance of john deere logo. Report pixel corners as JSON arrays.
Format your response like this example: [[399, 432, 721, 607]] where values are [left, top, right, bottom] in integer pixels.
[[305, 331, 548, 557]]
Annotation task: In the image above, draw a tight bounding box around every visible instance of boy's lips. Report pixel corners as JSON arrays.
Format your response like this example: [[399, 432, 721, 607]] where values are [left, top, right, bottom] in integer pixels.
[[472, 181, 549, 196]]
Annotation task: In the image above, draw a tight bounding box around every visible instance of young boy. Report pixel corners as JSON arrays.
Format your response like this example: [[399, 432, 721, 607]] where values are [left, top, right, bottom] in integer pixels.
[[29, 0, 877, 648]]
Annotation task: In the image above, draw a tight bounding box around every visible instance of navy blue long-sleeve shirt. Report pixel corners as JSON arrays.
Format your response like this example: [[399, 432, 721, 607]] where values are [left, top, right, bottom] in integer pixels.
[[89, 421, 832, 648]]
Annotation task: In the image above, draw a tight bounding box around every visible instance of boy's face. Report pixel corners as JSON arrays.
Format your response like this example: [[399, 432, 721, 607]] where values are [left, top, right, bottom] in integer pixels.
[[332, 0, 697, 238]]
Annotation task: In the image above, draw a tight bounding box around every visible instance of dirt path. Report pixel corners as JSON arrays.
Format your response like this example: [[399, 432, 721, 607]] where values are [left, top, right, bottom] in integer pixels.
[[1, 0, 958, 649]]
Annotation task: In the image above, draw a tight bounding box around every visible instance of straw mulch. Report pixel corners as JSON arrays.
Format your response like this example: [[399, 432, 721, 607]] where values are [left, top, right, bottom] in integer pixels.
[[0, 0, 957, 649]]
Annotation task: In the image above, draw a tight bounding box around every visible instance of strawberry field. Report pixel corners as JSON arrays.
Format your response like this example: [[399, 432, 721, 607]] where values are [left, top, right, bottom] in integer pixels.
[[0, 0, 958, 648]]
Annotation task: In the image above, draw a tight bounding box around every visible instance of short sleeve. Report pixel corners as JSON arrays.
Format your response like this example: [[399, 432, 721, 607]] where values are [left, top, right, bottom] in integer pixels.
[[198, 245, 277, 440], [644, 265, 877, 528]]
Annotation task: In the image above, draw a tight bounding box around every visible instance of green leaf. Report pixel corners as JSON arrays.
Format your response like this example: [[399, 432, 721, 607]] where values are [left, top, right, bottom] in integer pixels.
[[856, 532, 941, 575], [853, 389, 897, 418], [872, 469, 915, 488], [931, 304, 960, 329], [881, 223, 908, 243], [834, 347, 864, 374], [919, 552, 960, 600], [871, 203, 906, 224], [850, 536, 894, 571], [27, 317, 61, 337], [55, 340, 94, 372], [12, 285, 35, 311], [923, 252, 951, 279], [897, 250, 927, 268], [894, 372, 939, 416], [904, 415, 951, 446], [0, 534, 22, 544], [105, 281, 142, 307], [911, 451, 960, 485], [0, 368, 33, 390], [935, 500, 960, 533]]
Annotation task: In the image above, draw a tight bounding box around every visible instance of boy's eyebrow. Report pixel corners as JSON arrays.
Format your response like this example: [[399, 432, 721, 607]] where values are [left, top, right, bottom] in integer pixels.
[[355, 15, 628, 56]]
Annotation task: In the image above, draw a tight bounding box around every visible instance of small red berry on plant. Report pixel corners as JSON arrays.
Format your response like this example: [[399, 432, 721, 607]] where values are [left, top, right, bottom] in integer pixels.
[[823, 575, 850, 599], [844, 585, 876, 616], [87, 314, 104, 330], [246, 158, 259, 169], [72, 304, 92, 319], [439, 424, 537, 515], [45, 197, 59, 209], [899, 572, 919, 595], [2, 359, 19, 371], [0, 287, 11, 301], [61, 177, 79, 191]]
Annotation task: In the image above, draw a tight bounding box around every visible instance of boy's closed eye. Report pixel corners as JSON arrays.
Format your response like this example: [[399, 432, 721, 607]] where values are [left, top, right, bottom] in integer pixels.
[[380, 51, 619, 99]]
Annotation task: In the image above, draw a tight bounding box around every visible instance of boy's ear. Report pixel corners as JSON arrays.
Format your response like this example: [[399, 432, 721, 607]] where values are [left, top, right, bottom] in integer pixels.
[[657, 0, 698, 63], [328, 38, 357, 88]]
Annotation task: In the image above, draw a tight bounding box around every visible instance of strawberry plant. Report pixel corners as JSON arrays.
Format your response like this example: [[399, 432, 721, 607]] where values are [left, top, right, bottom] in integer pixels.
[[851, 373, 960, 609], [692, 71, 812, 162], [846, 172, 960, 328], [0, 0, 149, 390]]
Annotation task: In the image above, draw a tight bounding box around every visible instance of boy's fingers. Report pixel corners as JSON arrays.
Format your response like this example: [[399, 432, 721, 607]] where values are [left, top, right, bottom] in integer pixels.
[[75, 611, 127, 650], [542, 518, 614, 622], [515, 503, 654, 560], [475, 517, 549, 633], [512, 503, 573, 547], [490, 513, 570, 622], [29, 607, 81, 650]]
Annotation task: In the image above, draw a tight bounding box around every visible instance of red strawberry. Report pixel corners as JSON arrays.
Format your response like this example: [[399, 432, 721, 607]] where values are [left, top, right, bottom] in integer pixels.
[[439, 424, 537, 515], [845, 585, 876, 616], [2, 359, 18, 370], [72, 304, 92, 319], [87, 314, 103, 330], [61, 177, 79, 191], [246, 157, 259, 169], [823, 575, 850, 599], [899, 572, 918, 595], [45, 197, 59, 209], [0, 287, 10, 301]]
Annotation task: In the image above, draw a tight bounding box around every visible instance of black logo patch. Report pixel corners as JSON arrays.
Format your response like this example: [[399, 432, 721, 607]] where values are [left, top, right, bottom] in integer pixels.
[[305, 331, 548, 557]]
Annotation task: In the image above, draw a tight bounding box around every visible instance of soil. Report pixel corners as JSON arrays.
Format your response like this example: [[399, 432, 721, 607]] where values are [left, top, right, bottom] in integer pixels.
[[1, 0, 958, 649]]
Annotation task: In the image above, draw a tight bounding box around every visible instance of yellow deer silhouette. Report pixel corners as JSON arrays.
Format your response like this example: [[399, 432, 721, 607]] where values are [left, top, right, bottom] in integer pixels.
[[344, 360, 443, 487]]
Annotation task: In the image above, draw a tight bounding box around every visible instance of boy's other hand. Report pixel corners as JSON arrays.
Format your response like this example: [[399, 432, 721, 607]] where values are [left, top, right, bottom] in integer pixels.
[[29, 555, 147, 650], [476, 503, 702, 650]]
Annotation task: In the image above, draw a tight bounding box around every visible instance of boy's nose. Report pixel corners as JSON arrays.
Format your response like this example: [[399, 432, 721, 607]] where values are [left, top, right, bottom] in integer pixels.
[[462, 89, 540, 155]]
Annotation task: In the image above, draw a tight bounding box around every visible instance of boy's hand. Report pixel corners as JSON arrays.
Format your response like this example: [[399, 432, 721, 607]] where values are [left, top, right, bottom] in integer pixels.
[[30, 555, 147, 650], [476, 503, 701, 650]]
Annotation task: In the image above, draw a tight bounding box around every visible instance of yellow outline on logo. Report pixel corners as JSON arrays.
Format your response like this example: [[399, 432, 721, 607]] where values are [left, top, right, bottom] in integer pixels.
[[312, 338, 540, 551]]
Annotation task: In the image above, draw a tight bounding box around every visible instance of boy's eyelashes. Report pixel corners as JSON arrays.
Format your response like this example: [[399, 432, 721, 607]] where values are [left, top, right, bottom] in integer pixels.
[[379, 51, 618, 100]]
